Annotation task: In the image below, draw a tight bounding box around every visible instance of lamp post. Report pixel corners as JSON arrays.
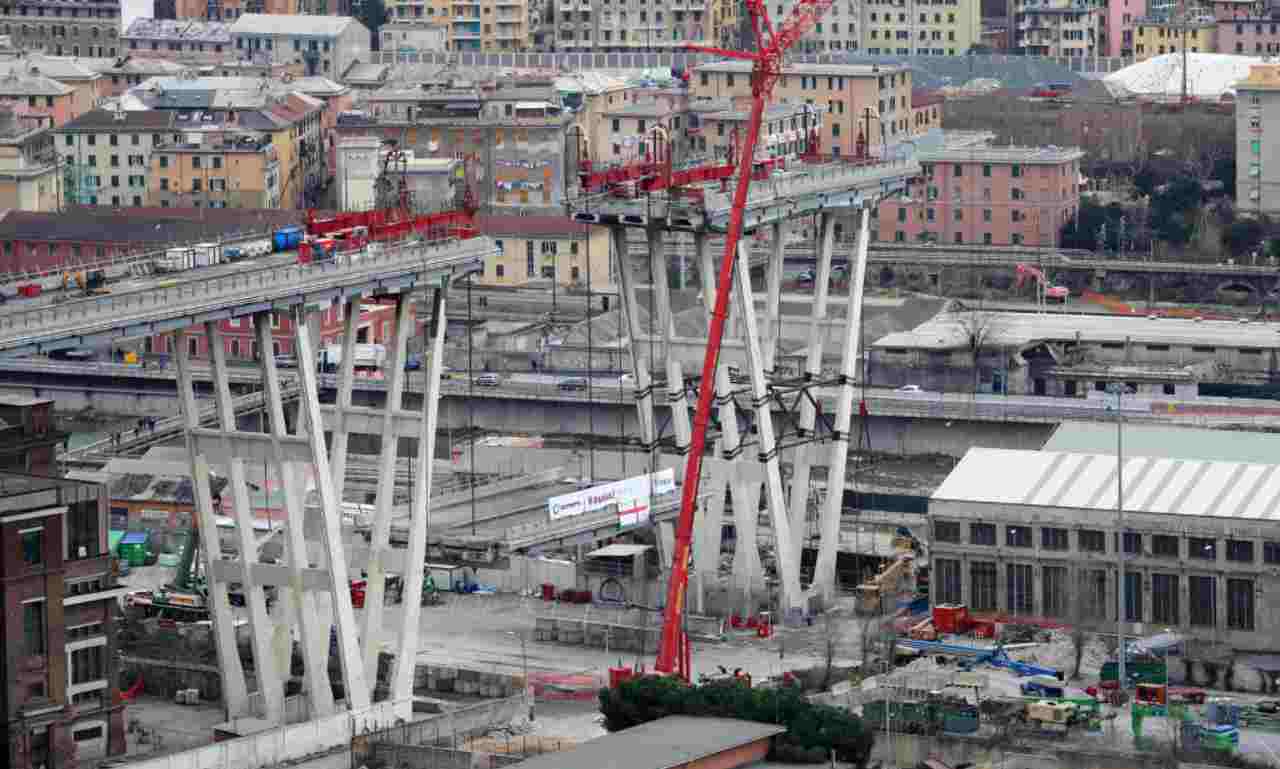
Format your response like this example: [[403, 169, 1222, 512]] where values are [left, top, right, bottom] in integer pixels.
[[1106, 382, 1133, 690]]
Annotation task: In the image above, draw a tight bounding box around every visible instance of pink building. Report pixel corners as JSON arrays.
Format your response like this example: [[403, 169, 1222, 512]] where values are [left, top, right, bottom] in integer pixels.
[[1218, 16, 1280, 55], [876, 140, 1083, 247], [1102, 0, 1145, 57], [1209, 0, 1265, 20]]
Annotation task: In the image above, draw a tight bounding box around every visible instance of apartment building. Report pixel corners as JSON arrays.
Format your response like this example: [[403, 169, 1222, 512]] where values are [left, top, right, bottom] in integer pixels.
[[767, 0, 859, 52], [229, 14, 370, 77], [0, 112, 59, 212], [381, 19, 450, 52], [0, 70, 86, 128], [477, 214, 611, 289], [147, 132, 281, 208], [550, 0, 709, 50], [0, 396, 62, 475], [56, 110, 176, 208], [125, 77, 327, 207], [447, 0, 529, 51], [696, 100, 827, 162], [174, 0, 300, 21], [1217, 15, 1280, 54], [1132, 16, 1217, 59], [861, 0, 982, 55], [335, 138, 460, 211], [79, 56, 188, 98], [347, 79, 575, 209], [0, 55, 107, 110], [1236, 62, 1280, 217], [0, 0, 121, 58], [1008, 0, 1100, 56], [1100, 0, 1144, 56], [1, 473, 127, 769], [122, 18, 232, 59], [385, 0, 453, 26], [876, 134, 1083, 247], [693, 61, 916, 153]]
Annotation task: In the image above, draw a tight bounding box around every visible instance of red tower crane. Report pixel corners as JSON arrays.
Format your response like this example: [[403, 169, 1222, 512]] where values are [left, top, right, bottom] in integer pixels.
[[655, 0, 835, 680]]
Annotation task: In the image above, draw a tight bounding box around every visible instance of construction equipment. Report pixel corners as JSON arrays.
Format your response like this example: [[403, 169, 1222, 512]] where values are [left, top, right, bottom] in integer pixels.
[[655, 0, 836, 683], [126, 528, 211, 622], [422, 573, 441, 606], [855, 552, 916, 615], [1015, 263, 1068, 305], [895, 639, 1062, 679]]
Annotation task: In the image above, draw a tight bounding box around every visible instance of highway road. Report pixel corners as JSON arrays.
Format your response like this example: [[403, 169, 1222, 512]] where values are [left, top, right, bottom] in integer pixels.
[[0, 237, 491, 355], [7, 356, 1280, 429]]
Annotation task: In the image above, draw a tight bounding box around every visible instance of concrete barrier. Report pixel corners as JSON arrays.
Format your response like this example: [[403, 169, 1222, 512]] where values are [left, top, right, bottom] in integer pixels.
[[533, 613, 723, 652]]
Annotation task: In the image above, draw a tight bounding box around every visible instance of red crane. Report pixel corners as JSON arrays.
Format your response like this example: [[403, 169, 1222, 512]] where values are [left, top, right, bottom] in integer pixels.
[[655, 0, 835, 680]]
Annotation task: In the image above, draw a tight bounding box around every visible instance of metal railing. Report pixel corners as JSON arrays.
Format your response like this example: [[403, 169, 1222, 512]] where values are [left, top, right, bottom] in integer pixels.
[[0, 237, 492, 353]]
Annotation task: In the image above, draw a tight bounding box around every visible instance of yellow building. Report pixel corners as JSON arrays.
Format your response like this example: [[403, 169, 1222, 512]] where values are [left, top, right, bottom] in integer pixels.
[[477, 214, 611, 289], [693, 61, 917, 154], [146, 133, 281, 209], [1133, 18, 1218, 60], [446, 0, 529, 52], [862, 0, 983, 55]]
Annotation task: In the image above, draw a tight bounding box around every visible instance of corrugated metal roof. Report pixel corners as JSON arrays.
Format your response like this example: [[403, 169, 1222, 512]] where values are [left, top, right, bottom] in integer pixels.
[[1043, 422, 1280, 464], [874, 310, 1280, 351], [933, 447, 1280, 520]]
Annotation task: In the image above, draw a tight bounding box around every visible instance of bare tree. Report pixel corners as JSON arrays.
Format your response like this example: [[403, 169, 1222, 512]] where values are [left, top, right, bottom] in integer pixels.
[[956, 309, 993, 395]]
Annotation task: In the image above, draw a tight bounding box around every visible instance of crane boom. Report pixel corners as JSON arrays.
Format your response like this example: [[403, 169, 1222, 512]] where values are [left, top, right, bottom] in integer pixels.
[[655, 0, 836, 679]]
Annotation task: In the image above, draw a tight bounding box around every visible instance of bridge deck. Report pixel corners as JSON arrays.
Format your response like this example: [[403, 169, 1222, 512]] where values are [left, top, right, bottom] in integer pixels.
[[0, 237, 493, 356]]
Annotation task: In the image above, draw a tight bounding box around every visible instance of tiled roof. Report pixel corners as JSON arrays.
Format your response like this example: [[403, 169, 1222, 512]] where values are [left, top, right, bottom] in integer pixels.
[[56, 108, 177, 131], [0, 71, 73, 97], [124, 18, 233, 43]]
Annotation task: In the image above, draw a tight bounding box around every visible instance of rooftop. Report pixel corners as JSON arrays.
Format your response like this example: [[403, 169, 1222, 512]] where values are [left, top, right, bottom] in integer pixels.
[[1043, 422, 1280, 464], [123, 18, 233, 43], [934, 446, 1280, 522], [703, 100, 825, 122], [872, 310, 1280, 352], [0, 70, 73, 97], [696, 60, 905, 77], [919, 143, 1084, 164], [476, 214, 587, 238], [230, 13, 360, 38], [505, 717, 785, 769], [0, 472, 100, 516], [0, 54, 101, 82], [1237, 62, 1280, 92], [603, 100, 684, 118], [56, 108, 177, 132]]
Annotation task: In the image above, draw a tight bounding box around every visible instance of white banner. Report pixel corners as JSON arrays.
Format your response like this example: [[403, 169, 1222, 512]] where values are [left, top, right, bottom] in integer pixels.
[[547, 469, 675, 522]]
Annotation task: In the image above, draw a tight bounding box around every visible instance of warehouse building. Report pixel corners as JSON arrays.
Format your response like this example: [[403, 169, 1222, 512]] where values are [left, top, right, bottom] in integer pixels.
[[929, 423, 1280, 652]]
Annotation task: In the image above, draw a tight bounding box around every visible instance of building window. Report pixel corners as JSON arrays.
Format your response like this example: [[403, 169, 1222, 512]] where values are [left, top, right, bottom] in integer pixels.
[[1118, 531, 1141, 554], [23, 601, 45, 654], [969, 522, 995, 546], [1265, 541, 1280, 563], [1041, 527, 1068, 550], [1153, 534, 1179, 558], [1079, 568, 1110, 620], [970, 561, 997, 611], [933, 520, 960, 543], [982, 209, 991, 222], [525, 241, 535, 277], [71, 645, 105, 685], [1189, 537, 1216, 560], [1005, 525, 1032, 548], [1078, 529, 1105, 553], [21, 527, 43, 565], [1123, 572, 1142, 622], [1152, 573, 1179, 624], [1042, 565, 1068, 617], [1189, 575, 1216, 626], [1007, 563, 1033, 613], [1227, 578, 1255, 631], [935, 558, 961, 604], [1011, 164, 1022, 178], [67, 500, 100, 559], [1227, 539, 1254, 563]]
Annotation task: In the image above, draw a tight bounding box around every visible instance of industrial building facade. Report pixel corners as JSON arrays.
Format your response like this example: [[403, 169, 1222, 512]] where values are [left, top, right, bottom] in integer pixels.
[[930, 443, 1280, 651]]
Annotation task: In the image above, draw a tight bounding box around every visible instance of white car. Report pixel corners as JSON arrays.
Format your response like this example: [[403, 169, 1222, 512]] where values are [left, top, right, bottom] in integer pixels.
[[896, 384, 923, 393]]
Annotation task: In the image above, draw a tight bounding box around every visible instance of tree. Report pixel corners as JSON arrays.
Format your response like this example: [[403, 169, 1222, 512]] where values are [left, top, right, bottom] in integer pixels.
[[358, 0, 388, 50], [1222, 218, 1267, 258]]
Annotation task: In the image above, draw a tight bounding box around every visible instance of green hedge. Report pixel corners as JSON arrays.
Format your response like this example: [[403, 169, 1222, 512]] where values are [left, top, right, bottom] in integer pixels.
[[598, 676, 875, 767]]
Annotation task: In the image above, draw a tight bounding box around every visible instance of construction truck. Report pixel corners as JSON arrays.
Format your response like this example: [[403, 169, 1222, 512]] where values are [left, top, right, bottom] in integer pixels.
[[125, 528, 210, 622]]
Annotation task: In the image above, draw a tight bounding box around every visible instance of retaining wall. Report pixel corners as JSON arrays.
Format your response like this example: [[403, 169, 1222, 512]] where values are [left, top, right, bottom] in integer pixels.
[[533, 612, 723, 652]]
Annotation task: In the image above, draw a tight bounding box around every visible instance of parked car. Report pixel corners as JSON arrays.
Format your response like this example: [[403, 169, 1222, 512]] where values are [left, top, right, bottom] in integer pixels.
[[558, 377, 588, 391], [475, 372, 501, 387], [896, 384, 923, 393]]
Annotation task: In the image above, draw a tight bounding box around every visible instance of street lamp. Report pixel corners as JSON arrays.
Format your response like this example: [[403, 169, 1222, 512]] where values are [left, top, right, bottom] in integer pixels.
[[1106, 381, 1134, 690]]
